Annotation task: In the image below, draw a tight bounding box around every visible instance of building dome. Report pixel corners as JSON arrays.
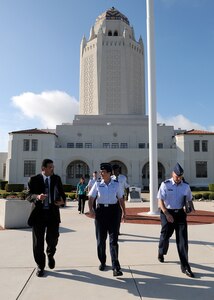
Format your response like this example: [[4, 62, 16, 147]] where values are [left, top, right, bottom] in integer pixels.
[[95, 7, 130, 25]]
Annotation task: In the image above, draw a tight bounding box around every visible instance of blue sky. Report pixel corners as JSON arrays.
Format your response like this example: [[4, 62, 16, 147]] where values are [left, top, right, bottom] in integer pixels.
[[1, 0, 214, 152]]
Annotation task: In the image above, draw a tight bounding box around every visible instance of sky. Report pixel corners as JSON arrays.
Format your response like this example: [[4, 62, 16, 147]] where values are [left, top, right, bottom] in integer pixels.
[[1, 0, 214, 152]]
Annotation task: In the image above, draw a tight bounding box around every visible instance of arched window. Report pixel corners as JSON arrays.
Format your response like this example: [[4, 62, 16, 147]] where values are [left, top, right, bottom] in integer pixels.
[[66, 160, 90, 185], [114, 31, 118, 36], [108, 30, 112, 36]]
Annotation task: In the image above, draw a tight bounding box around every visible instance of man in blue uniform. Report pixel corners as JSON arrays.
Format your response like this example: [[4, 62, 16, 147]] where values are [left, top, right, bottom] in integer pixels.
[[88, 163, 126, 277], [87, 171, 99, 192], [111, 164, 129, 235], [157, 163, 195, 278]]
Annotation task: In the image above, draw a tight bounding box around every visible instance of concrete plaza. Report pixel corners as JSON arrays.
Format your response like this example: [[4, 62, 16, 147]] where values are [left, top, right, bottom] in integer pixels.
[[0, 198, 213, 300]]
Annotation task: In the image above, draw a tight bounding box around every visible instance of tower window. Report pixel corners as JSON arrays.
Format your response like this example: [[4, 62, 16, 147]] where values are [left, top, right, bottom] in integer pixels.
[[85, 143, 92, 148], [67, 143, 74, 148], [157, 143, 163, 149], [120, 143, 128, 148], [202, 140, 208, 152], [103, 143, 110, 148], [114, 31, 118, 36], [23, 139, 30, 151], [24, 160, 36, 177], [76, 143, 83, 148], [108, 31, 112, 36], [196, 161, 207, 178], [139, 143, 145, 149], [194, 140, 200, 152], [111, 143, 119, 148], [32, 139, 38, 151]]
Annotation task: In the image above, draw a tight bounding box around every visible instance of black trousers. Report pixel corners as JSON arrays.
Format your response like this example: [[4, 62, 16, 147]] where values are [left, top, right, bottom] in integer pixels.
[[117, 206, 122, 234], [95, 203, 120, 269], [32, 210, 59, 269], [78, 194, 86, 213], [159, 209, 189, 269]]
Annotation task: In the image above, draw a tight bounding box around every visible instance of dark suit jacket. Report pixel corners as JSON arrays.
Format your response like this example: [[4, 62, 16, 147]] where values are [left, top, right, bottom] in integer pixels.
[[26, 173, 66, 226]]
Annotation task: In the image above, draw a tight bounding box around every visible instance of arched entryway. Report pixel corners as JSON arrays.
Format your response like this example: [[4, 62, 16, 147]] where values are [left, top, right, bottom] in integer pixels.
[[142, 162, 165, 190], [66, 160, 90, 186]]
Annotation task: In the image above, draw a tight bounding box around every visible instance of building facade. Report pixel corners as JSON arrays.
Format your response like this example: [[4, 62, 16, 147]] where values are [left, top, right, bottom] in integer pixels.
[[4, 8, 214, 189]]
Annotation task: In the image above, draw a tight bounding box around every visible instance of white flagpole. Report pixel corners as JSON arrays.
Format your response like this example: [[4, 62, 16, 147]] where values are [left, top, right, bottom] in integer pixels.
[[146, 0, 158, 214]]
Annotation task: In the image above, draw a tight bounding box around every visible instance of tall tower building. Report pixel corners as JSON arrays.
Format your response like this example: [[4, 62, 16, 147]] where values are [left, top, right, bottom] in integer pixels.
[[79, 7, 145, 116]]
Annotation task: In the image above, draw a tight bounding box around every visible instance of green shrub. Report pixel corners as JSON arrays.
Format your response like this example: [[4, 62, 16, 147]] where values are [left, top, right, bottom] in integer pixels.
[[194, 193, 203, 200], [208, 184, 214, 192], [8, 192, 18, 196], [191, 186, 208, 191], [209, 193, 214, 200], [5, 184, 25, 192], [70, 192, 76, 199], [202, 192, 210, 200], [17, 191, 28, 199], [0, 181, 8, 190], [62, 184, 73, 192], [66, 192, 76, 200]]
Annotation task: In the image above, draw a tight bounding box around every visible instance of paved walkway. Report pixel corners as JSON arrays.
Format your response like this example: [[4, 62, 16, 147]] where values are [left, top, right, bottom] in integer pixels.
[[0, 199, 214, 300]]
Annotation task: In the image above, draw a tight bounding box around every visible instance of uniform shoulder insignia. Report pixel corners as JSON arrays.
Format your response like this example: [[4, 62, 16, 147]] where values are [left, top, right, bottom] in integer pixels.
[[164, 179, 170, 183]]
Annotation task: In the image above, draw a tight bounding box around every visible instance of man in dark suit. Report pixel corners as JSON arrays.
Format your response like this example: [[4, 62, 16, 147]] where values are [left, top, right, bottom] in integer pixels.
[[26, 158, 66, 277]]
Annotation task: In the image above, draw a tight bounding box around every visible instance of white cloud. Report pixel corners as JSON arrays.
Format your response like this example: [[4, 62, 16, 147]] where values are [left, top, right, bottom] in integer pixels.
[[12, 91, 79, 128], [157, 113, 207, 131], [208, 125, 214, 132]]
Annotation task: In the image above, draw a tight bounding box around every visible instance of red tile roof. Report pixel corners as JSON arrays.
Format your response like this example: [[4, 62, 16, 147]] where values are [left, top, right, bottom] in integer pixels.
[[178, 129, 214, 135], [9, 128, 57, 136]]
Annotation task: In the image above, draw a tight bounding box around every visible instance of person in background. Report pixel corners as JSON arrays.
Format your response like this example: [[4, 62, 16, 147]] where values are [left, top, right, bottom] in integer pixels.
[[76, 177, 87, 214], [88, 163, 126, 277], [26, 158, 66, 277], [86, 171, 101, 209], [157, 162, 195, 278], [111, 164, 129, 234], [87, 171, 100, 192]]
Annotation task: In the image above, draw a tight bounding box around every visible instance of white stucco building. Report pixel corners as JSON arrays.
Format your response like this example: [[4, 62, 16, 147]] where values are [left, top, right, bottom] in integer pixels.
[[3, 7, 214, 189]]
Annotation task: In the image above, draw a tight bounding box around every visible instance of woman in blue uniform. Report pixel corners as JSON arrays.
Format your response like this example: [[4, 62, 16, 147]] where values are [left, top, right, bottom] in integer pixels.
[[88, 163, 126, 277]]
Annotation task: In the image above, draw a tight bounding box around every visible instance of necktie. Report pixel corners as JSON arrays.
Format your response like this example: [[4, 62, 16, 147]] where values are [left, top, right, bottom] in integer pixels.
[[44, 177, 50, 209]]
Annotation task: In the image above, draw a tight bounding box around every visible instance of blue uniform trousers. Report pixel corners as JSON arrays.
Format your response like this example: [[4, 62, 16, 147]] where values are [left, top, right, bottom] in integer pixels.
[[159, 209, 189, 269], [95, 203, 120, 269]]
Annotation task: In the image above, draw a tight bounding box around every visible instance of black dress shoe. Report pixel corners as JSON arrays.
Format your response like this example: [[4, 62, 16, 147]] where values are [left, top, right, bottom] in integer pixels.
[[99, 264, 106, 271], [113, 268, 123, 277], [36, 268, 44, 277], [158, 254, 164, 263], [48, 256, 55, 269], [182, 268, 195, 278]]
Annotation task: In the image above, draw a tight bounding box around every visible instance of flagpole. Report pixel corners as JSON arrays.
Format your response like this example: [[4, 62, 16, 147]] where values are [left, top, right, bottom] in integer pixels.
[[146, 0, 158, 214]]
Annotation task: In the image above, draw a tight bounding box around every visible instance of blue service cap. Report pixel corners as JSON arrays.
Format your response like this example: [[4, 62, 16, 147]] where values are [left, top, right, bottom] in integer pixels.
[[173, 163, 184, 176], [100, 163, 112, 173]]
